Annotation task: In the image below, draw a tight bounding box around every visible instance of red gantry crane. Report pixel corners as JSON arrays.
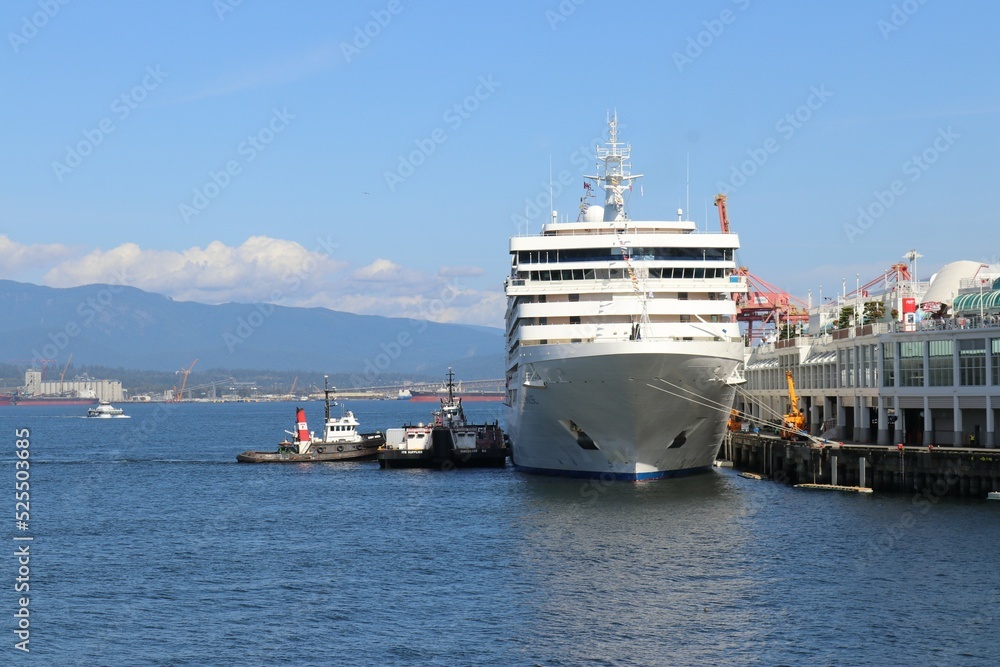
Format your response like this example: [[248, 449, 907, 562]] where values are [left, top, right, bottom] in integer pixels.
[[844, 263, 912, 300], [714, 195, 809, 343]]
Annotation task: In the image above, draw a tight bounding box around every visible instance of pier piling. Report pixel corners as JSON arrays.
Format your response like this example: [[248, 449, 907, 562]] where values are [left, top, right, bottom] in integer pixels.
[[724, 433, 1000, 499]]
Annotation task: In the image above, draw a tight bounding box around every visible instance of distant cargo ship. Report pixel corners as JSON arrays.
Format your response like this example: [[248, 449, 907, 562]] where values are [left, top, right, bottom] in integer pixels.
[[407, 370, 503, 402], [3, 370, 117, 406], [409, 390, 503, 402], [0, 393, 99, 406]]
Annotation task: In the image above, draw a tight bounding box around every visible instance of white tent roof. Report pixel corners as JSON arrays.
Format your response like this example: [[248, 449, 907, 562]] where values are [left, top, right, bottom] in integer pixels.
[[921, 260, 998, 308]]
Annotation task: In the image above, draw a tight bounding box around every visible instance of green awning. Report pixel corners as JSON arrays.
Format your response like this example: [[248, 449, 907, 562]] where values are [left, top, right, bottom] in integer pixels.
[[952, 290, 1000, 313]]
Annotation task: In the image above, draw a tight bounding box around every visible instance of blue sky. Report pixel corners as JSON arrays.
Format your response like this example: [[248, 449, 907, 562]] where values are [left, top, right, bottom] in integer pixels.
[[2, 0, 998, 326]]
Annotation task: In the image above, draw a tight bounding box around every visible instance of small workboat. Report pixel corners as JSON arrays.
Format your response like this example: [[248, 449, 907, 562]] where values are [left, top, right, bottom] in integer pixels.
[[237, 377, 384, 463], [378, 368, 508, 470], [86, 401, 129, 418]]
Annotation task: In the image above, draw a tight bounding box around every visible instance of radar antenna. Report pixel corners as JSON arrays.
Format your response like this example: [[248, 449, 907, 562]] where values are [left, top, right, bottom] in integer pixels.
[[584, 111, 644, 222]]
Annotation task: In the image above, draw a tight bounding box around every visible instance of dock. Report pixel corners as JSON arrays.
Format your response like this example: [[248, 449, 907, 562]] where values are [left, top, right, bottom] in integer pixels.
[[720, 432, 1000, 499], [793, 484, 874, 494]]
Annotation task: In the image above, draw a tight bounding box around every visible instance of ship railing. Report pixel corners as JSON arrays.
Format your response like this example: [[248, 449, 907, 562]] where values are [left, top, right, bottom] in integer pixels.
[[519, 333, 738, 346], [506, 276, 741, 293]]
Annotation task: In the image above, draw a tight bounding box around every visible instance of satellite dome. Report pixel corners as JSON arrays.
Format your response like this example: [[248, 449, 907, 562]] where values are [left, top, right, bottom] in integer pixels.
[[583, 205, 605, 222]]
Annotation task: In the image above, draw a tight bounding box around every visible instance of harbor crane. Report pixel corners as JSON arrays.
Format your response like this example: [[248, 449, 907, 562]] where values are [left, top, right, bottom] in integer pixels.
[[181, 376, 238, 400], [714, 194, 809, 343], [844, 263, 912, 300], [780, 370, 806, 440], [12, 358, 57, 379], [173, 359, 198, 402], [59, 353, 73, 382], [714, 194, 731, 233]]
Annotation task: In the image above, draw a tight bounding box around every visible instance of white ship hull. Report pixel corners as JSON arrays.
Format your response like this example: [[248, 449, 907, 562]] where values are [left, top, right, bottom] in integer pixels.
[[506, 340, 741, 480], [503, 113, 747, 481]]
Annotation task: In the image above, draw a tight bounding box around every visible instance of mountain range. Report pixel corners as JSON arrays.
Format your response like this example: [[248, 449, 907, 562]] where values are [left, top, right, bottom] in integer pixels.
[[0, 280, 503, 382]]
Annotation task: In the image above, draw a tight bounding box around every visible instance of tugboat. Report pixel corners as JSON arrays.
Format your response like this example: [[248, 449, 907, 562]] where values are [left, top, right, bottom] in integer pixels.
[[86, 401, 129, 418], [378, 368, 508, 469], [237, 377, 384, 463]]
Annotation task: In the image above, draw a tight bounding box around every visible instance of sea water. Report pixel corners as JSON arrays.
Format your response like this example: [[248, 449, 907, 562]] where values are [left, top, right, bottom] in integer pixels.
[[1, 400, 998, 665]]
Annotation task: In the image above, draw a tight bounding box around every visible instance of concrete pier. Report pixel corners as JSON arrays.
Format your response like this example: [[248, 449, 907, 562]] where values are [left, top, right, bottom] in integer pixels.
[[723, 432, 1000, 499]]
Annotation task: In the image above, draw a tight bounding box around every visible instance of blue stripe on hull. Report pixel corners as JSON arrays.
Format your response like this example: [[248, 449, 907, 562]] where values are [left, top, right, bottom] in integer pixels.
[[512, 462, 712, 482]]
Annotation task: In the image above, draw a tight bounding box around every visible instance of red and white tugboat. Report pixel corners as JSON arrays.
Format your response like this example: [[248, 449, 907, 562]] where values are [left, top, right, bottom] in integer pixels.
[[378, 368, 508, 469], [237, 377, 384, 463]]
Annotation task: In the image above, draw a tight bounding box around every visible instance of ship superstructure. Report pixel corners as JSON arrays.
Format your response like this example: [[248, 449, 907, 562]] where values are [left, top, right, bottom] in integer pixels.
[[503, 114, 747, 479]]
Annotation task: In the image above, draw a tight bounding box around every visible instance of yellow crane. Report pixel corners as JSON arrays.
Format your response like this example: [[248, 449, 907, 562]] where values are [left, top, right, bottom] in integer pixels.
[[174, 359, 198, 402], [780, 369, 805, 439]]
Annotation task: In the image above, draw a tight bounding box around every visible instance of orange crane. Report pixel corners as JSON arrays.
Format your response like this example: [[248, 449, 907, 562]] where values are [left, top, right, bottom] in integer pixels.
[[15, 358, 56, 379], [714, 194, 731, 233], [174, 359, 198, 402], [727, 409, 742, 432], [59, 353, 73, 382], [714, 194, 808, 342], [734, 268, 810, 342], [780, 370, 805, 439], [844, 263, 913, 300]]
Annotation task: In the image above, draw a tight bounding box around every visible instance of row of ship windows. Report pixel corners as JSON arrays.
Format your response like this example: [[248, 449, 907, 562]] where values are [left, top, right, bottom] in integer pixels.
[[516, 248, 733, 263], [518, 267, 733, 281]]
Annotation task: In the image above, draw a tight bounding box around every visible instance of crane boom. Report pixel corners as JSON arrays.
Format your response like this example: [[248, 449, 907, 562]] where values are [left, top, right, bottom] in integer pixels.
[[59, 353, 73, 382], [785, 370, 801, 418], [174, 359, 198, 402], [781, 369, 805, 439], [714, 194, 730, 233]]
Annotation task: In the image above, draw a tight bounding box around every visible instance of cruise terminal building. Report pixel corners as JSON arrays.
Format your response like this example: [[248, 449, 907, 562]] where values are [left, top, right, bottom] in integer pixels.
[[742, 261, 1000, 448]]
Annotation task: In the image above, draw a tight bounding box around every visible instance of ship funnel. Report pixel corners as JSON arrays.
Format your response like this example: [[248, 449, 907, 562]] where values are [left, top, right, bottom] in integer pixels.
[[295, 408, 310, 444]]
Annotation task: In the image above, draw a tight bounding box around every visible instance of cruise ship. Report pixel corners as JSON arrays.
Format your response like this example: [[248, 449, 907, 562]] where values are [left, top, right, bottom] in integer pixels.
[[503, 114, 747, 480]]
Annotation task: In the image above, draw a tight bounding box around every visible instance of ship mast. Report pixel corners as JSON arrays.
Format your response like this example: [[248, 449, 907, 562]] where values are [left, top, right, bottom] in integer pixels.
[[585, 112, 651, 337], [324, 375, 332, 423], [585, 111, 644, 223], [446, 367, 455, 403]]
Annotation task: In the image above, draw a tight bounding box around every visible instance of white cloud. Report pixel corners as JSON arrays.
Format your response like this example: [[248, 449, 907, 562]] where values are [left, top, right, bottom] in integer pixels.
[[438, 265, 486, 277], [0, 235, 77, 277], [22, 236, 503, 327], [353, 258, 406, 281], [43, 236, 349, 305]]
